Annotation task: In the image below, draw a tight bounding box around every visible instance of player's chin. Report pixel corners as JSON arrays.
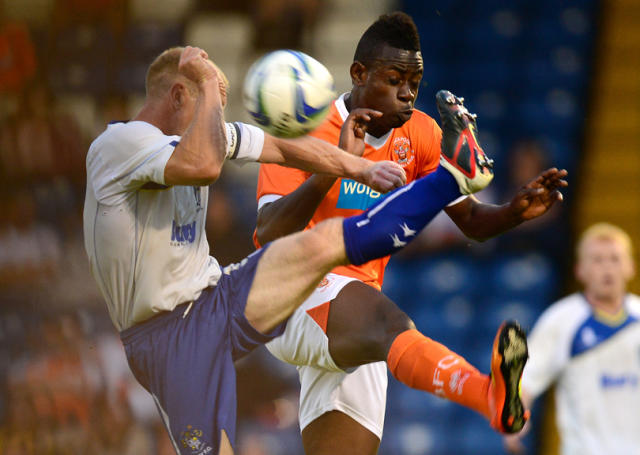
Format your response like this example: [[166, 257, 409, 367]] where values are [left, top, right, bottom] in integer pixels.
[[394, 110, 413, 126]]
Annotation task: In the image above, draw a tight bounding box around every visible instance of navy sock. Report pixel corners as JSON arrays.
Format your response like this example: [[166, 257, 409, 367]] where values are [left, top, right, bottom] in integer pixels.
[[343, 166, 461, 265]]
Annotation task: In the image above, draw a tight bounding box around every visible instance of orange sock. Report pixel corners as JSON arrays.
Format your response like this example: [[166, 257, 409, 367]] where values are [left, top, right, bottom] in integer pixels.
[[387, 329, 491, 419]]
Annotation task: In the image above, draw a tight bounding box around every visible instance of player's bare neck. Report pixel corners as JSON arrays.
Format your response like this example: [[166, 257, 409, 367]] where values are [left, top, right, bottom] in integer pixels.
[[134, 101, 176, 136], [586, 291, 625, 315]]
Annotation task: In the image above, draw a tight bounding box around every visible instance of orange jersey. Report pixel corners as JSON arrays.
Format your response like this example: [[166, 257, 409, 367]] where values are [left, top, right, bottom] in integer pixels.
[[256, 94, 442, 289]]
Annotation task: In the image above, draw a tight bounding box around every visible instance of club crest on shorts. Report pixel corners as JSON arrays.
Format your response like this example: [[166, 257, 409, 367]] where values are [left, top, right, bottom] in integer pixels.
[[180, 425, 212, 454], [392, 137, 414, 166], [317, 276, 331, 289]]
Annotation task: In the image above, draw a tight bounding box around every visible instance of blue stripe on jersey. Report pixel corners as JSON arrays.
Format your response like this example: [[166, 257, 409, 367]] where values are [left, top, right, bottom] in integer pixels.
[[570, 312, 638, 358]]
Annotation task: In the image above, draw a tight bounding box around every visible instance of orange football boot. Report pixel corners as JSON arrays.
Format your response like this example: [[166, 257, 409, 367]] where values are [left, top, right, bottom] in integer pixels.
[[488, 321, 530, 433]]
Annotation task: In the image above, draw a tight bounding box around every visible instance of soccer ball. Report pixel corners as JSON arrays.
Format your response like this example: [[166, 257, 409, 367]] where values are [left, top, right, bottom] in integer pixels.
[[243, 50, 336, 138]]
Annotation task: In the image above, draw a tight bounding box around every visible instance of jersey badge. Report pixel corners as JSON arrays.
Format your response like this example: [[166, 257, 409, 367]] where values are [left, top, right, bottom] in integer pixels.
[[392, 137, 414, 167], [180, 425, 212, 454]]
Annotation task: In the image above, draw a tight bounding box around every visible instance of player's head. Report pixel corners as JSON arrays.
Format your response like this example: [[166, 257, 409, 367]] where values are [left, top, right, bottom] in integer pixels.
[[145, 47, 228, 133], [575, 223, 635, 301], [349, 12, 422, 137]]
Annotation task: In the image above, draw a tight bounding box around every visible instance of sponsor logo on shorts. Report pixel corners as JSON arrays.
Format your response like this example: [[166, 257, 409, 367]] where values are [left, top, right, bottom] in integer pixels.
[[180, 425, 212, 454], [317, 277, 331, 289], [336, 179, 388, 210], [392, 137, 414, 167]]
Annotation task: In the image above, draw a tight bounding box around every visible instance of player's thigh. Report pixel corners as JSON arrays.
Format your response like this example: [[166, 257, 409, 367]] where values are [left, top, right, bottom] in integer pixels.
[[326, 280, 415, 369], [298, 361, 388, 440], [219, 430, 233, 455], [266, 273, 356, 371], [245, 218, 347, 333], [302, 411, 380, 455]]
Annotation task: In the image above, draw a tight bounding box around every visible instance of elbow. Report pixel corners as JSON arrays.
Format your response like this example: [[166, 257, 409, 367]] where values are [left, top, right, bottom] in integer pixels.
[[255, 227, 267, 247], [202, 164, 222, 184], [255, 217, 271, 246], [165, 153, 224, 186], [465, 231, 491, 242], [196, 159, 223, 185], [256, 206, 280, 245], [459, 225, 489, 243]]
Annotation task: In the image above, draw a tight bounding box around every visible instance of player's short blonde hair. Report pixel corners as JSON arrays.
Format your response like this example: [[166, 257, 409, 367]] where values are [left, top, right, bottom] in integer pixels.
[[576, 222, 633, 261], [145, 46, 229, 98]]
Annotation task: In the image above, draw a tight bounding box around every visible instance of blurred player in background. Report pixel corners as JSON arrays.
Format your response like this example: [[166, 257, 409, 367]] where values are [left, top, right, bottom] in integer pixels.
[[504, 223, 640, 455], [83, 44, 504, 455], [255, 12, 567, 455]]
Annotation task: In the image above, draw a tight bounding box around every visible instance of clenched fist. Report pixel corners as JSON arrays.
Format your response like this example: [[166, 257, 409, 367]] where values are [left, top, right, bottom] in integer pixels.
[[361, 160, 406, 193]]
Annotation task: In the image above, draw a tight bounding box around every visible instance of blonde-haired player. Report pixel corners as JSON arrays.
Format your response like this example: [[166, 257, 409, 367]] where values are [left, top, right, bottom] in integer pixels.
[[505, 222, 640, 454]]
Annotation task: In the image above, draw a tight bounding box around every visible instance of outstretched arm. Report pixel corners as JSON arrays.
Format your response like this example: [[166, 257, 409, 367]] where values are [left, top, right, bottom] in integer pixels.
[[256, 109, 396, 245], [258, 109, 404, 195], [445, 168, 568, 241]]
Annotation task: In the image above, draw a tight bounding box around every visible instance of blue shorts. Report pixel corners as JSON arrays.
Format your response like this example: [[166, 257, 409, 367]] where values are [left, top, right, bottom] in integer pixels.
[[120, 246, 285, 455]]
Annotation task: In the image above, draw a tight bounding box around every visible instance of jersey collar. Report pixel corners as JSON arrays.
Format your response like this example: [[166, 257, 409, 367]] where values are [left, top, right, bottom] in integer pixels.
[[583, 292, 632, 327], [336, 93, 393, 150]]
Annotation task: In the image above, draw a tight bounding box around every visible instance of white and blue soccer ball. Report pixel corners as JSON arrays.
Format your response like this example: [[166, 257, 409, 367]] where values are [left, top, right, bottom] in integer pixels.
[[243, 50, 336, 138]]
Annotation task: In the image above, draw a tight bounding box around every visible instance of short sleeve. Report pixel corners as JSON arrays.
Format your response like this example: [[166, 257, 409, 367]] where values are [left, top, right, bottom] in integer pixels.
[[87, 122, 178, 204], [225, 122, 264, 163], [121, 138, 175, 187], [415, 116, 442, 179], [256, 163, 309, 201]]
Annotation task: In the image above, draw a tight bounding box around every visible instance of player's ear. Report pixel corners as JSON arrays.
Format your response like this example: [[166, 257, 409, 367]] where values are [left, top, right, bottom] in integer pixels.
[[170, 83, 181, 110], [350, 61, 368, 87], [170, 83, 188, 110]]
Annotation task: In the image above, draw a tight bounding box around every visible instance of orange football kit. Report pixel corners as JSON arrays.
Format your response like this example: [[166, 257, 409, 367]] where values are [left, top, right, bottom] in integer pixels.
[[256, 95, 506, 437], [256, 96, 442, 289]]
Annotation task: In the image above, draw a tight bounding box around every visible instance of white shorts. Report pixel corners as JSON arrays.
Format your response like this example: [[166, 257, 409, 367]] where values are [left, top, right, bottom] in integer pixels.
[[266, 273, 388, 439]]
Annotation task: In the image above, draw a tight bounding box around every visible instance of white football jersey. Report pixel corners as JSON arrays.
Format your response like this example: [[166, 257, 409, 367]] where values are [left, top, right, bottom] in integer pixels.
[[83, 120, 264, 331], [523, 293, 640, 455]]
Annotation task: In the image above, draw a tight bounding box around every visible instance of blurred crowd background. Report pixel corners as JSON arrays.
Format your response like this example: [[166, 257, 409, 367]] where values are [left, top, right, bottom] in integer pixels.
[[0, 0, 638, 454]]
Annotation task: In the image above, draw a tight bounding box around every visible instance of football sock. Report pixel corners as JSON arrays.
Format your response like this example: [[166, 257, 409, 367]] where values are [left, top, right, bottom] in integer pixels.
[[387, 329, 491, 419], [342, 166, 461, 265]]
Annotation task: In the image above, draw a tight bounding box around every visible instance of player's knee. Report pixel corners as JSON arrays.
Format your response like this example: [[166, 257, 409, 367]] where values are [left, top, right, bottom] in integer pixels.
[[302, 218, 348, 267], [381, 311, 415, 356], [357, 300, 415, 361]]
